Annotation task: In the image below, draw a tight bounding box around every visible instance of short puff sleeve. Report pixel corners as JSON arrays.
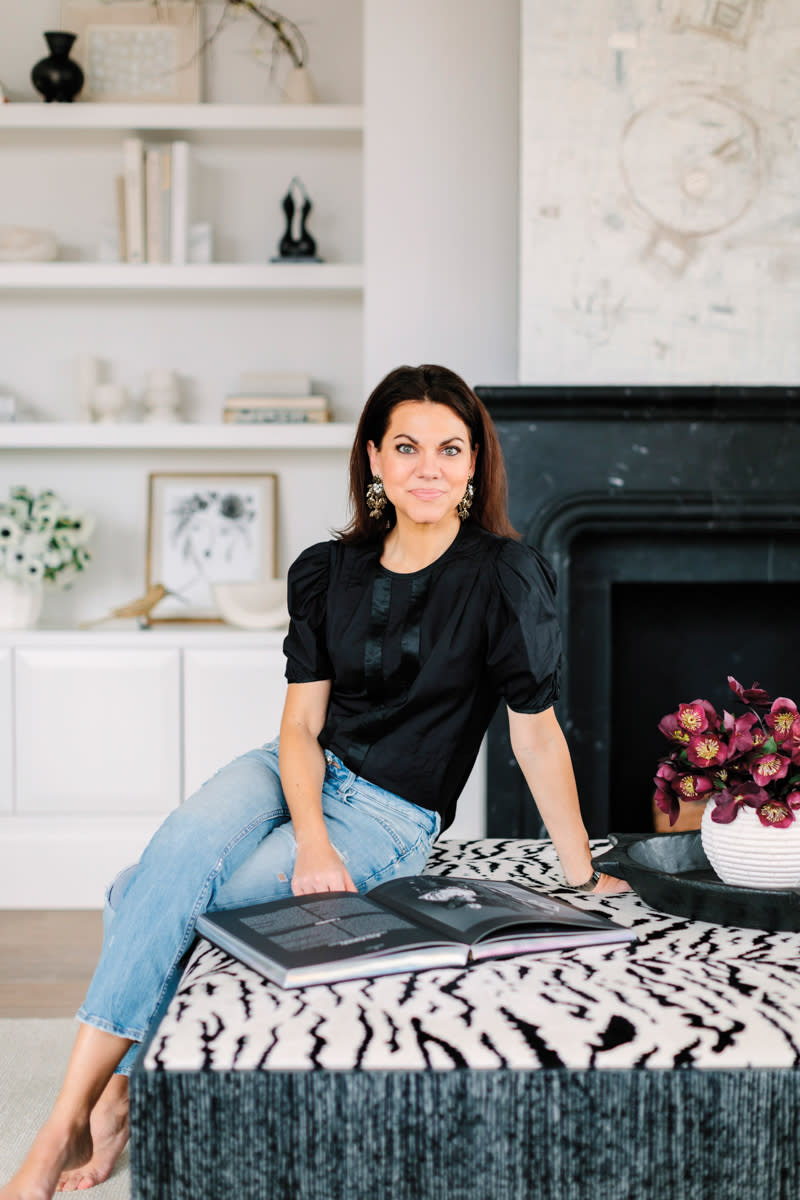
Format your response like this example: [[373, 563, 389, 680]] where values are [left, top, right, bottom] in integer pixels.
[[283, 542, 334, 683], [485, 541, 561, 713]]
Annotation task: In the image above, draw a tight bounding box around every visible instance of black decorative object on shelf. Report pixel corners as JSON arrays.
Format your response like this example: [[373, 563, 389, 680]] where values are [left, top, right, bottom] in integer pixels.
[[271, 177, 323, 262], [31, 31, 84, 103]]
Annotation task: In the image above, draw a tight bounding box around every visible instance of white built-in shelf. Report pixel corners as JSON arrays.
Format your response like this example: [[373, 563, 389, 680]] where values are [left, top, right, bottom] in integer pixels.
[[0, 263, 362, 291], [0, 103, 363, 132], [0, 626, 286, 646], [0, 422, 357, 451]]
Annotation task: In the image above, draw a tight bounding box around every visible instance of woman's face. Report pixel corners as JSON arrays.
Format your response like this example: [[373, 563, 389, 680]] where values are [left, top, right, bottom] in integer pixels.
[[367, 400, 477, 529]]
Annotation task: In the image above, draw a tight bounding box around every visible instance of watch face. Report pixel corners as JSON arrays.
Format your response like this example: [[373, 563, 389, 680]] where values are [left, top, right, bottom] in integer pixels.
[[620, 90, 761, 237]]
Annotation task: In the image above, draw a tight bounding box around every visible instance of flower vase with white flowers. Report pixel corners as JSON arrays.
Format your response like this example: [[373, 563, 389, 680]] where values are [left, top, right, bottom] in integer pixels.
[[0, 486, 94, 628]]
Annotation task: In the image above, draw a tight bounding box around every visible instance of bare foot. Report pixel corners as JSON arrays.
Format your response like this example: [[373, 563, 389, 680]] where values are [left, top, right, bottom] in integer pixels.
[[0, 1113, 92, 1200], [56, 1076, 129, 1193]]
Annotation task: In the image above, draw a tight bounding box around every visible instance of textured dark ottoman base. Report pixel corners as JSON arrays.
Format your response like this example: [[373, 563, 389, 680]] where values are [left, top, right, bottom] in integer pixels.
[[131, 1067, 800, 1200]]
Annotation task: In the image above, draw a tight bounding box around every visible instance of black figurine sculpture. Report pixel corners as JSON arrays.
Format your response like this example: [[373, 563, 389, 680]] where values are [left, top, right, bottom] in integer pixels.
[[272, 177, 322, 262]]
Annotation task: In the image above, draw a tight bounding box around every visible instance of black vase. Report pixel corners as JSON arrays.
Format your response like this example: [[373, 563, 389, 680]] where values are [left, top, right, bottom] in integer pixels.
[[31, 31, 84, 103]]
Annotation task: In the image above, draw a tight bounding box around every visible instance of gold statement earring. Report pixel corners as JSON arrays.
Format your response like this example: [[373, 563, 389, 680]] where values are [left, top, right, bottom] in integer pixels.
[[457, 476, 475, 521], [366, 475, 387, 520]]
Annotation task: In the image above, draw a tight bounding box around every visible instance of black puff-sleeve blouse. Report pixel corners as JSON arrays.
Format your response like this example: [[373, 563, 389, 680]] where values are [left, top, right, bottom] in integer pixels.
[[283, 521, 561, 832]]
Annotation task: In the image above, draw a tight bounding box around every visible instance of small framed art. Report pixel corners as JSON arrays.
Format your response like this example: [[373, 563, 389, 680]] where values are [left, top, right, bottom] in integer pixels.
[[62, 2, 201, 103], [146, 472, 278, 621]]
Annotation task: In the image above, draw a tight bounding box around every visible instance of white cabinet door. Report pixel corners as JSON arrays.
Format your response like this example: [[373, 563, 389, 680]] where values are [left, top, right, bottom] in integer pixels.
[[183, 648, 287, 798], [15, 648, 181, 814], [0, 650, 11, 814]]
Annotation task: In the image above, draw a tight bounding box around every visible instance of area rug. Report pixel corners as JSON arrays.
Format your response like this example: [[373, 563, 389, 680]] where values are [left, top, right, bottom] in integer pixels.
[[0, 1018, 130, 1199]]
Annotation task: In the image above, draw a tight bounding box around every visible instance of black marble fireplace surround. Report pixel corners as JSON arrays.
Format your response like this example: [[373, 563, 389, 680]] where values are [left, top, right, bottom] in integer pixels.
[[475, 386, 800, 839]]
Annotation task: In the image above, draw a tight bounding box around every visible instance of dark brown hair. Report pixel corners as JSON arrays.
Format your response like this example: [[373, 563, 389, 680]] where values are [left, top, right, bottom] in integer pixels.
[[337, 364, 518, 543]]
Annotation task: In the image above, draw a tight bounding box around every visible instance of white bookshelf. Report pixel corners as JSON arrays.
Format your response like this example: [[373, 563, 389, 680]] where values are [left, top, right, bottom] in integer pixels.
[[0, 422, 357, 450], [0, 263, 363, 291], [0, 103, 364, 132]]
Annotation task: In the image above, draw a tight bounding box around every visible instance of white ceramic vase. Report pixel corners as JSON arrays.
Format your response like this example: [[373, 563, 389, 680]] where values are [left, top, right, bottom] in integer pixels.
[[0, 575, 44, 629], [700, 801, 800, 889], [282, 66, 317, 104]]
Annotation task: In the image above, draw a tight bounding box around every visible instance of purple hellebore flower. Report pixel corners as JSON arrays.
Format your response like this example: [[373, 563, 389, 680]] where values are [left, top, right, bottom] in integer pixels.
[[766, 697, 800, 744], [727, 676, 772, 710], [756, 801, 796, 829], [687, 732, 727, 770], [711, 781, 768, 823], [750, 752, 791, 788]]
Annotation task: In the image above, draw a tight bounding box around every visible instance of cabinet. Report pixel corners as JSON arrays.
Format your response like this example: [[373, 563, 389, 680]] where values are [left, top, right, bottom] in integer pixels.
[[15, 647, 181, 815], [0, 629, 288, 908], [183, 646, 287, 796], [0, 650, 11, 814]]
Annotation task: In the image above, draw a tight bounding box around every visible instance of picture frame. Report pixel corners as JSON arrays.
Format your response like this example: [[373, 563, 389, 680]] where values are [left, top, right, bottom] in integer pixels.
[[61, 2, 201, 103], [146, 472, 278, 622]]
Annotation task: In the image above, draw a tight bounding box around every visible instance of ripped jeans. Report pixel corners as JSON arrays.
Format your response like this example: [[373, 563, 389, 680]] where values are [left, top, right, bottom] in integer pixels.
[[77, 739, 441, 1074]]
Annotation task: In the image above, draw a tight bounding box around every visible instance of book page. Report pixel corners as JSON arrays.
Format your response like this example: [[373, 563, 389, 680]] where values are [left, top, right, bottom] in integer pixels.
[[372, 875, 619, 944], [241, 897, 416, 952], [213, 892, 457, 969]]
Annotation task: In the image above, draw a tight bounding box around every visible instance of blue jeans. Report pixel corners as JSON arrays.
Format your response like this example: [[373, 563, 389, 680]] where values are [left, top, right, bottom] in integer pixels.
[[77, 740, 441, 1074]]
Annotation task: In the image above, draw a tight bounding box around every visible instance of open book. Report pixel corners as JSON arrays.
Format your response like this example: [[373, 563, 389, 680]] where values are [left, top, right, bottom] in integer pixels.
[[195, 874, 635, 988]]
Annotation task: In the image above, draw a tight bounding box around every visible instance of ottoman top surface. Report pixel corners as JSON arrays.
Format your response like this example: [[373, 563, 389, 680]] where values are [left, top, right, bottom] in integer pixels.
[[142, 839, 800, 1074]]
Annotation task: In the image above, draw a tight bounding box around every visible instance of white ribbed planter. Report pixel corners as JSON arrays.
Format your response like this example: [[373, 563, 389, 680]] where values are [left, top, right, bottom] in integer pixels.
[[0, 575, 43, 629], [701, 802, 800, 889]]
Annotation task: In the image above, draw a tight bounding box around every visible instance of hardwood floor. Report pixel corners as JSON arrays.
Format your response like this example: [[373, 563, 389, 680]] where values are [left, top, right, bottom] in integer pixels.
[[0, 911, 103, 1017]]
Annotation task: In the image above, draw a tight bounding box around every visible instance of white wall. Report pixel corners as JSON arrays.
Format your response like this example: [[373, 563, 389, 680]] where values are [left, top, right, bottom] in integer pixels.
[[364, 0, 520, 390]]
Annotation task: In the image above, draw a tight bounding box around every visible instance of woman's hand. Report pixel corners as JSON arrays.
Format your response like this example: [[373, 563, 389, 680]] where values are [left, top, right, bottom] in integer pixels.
[[292, 835, 358, 896], [590, 872, 632, 895]]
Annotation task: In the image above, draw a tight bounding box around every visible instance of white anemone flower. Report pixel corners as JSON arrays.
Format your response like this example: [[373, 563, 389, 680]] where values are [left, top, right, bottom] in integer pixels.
[[19, 556, 44, 581], [7, 499, 31, 523], [43, 549, 62, 569], [0, 515, 21, 547], [4, 546, 28, 578], [34, 507, 59, 533], [58, 511, 95, 545], [72, 512, 95, 545]]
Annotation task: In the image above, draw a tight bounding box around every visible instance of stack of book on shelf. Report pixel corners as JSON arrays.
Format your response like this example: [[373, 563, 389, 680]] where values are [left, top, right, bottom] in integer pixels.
[[119, 137, 201, 265], [222, 372, 331, 424]]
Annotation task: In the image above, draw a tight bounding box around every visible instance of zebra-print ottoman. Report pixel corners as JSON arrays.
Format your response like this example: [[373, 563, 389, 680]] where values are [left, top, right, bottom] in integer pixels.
[[130, 838, 800, 1200]]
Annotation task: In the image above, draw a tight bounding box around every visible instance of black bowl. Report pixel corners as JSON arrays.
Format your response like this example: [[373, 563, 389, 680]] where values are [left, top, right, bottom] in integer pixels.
[[593, 831, 800, 930]]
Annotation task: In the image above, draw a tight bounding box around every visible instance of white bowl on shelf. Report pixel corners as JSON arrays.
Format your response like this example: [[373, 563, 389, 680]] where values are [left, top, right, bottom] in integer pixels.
[[213, 580, 289, 631]]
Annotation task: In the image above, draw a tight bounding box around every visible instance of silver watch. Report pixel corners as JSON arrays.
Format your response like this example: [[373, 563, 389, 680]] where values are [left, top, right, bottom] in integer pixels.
[[573, 869, 600, 892]]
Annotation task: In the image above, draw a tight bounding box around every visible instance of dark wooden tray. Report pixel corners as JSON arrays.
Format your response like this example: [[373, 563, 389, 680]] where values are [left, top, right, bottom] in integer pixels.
[[593, 831, 800, 930]]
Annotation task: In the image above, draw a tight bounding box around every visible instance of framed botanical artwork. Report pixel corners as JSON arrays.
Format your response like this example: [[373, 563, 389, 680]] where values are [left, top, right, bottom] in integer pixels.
[[146, 472, 278, 622], [62, 2, 201, 103]]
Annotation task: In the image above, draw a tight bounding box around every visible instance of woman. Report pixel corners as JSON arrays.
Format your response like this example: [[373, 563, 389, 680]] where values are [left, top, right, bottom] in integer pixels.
[[2, 365, 627, 1200]]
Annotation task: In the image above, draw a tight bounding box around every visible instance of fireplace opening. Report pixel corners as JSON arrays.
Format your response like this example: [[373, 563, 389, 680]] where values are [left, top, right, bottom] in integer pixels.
[[609, 581, 800, 833], [562, 524, 800, 838]]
